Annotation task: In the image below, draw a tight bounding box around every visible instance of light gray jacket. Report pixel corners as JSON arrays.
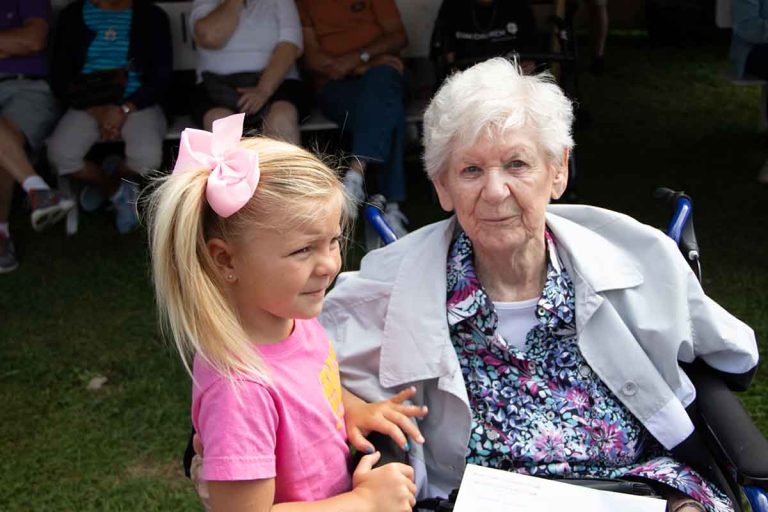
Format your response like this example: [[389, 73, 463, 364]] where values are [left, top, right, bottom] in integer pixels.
[[320, 205, 758, 498]]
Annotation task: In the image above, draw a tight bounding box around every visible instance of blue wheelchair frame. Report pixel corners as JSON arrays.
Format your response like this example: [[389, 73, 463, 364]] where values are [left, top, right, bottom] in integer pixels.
[[364, 190, 768, 512]]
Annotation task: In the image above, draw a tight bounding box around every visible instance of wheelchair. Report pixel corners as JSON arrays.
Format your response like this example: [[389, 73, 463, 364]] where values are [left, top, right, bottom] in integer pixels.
[[362, 189, 768, 512]]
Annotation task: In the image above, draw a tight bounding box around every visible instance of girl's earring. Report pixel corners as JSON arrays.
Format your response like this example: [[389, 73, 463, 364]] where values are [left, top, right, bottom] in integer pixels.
[[227, 273, 235, 282]]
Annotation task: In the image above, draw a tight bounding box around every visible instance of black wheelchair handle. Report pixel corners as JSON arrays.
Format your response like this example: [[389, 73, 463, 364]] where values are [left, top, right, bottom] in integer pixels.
[[653, 186, 678, 203]]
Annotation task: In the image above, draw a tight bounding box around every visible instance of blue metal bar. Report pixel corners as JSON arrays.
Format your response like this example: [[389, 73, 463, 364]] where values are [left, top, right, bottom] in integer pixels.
[[364, 204, 398, 246], [667, 196, 692, 245], [744, 485, 768, 512]]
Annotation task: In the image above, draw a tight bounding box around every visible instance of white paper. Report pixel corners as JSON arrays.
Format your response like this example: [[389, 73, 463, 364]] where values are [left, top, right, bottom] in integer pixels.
[[453, 465, 666, 512]]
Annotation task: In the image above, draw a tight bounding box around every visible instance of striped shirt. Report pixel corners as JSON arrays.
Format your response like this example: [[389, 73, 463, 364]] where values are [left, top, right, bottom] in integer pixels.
[[81, 0, 140, 97]]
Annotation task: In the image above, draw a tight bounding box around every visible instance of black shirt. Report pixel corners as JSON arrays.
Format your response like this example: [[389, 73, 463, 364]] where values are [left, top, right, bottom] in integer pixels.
[[432, 0, 537, 65]]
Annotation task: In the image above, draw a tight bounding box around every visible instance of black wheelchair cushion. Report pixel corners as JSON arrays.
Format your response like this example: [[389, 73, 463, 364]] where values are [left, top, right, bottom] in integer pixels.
[[686, 364, 768, 487]]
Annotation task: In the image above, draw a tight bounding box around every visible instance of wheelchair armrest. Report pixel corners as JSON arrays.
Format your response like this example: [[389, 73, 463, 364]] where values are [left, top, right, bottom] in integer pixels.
[[351, 431, 409, 470], [183, 428, 195, 478], [685, 363, 768, 489]]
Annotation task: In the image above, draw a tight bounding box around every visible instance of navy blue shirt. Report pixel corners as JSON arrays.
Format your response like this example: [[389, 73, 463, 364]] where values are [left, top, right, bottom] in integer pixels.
[[432, 0, 537, 64]]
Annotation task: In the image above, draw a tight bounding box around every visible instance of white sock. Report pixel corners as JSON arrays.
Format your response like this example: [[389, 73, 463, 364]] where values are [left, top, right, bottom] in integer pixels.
[[344, 169, 364, 186], [22, 176, 50, 193], [0, 222, 9, 237]]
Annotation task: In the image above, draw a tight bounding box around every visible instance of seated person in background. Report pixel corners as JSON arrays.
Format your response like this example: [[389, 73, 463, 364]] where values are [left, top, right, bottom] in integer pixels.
[[731, 0, 768, 183], [190, 0, 307, 144], [47, 0, 171, 234], [298, 0, 410, 236], [0, 0, 73, 273], [431, 0, 537, 75]]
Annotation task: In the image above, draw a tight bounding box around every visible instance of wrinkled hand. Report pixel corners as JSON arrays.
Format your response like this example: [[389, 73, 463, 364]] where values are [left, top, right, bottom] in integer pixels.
[[353, 54, 404, 76], [236, 87, 270, 115], [344, 387, 428, 454], [87, 105, 126, 141], [352, 452, 416, 512]]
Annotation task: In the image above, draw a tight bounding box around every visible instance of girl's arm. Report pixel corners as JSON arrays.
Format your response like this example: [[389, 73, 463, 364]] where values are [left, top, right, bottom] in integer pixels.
[[208, 452, 416, 512], [342, 387, 428, 454]]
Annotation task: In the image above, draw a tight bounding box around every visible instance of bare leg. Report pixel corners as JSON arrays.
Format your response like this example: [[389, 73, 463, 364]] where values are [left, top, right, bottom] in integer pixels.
[[0, 117, 37, 185], [592, 3, 608, 58], [349, 158, 366, 176], [116, 161, 142, 181], [587, 0, 609, 71], [71, 160, 121, 198], [0, 168, 16, 271], [262, 101, 300, 145], [0, 169, 13, 224], [202, 107, 235, 131]]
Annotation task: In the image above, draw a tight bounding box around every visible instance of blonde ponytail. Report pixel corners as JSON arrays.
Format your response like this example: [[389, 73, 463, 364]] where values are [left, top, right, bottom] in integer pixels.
[[146, 166, 271, 382], [146, 137, 348, 383]]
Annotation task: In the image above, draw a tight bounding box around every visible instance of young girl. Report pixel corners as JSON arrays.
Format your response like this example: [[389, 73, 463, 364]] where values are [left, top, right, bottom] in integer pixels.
[[147, 114, 426, 512]]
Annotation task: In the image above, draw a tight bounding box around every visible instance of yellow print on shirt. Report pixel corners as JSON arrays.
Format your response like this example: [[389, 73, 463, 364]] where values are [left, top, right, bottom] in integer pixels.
[[319, 340, 344, 430]]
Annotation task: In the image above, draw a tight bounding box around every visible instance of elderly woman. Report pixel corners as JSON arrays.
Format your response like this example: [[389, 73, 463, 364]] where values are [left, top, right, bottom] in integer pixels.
[[320, 58, 758, 512]]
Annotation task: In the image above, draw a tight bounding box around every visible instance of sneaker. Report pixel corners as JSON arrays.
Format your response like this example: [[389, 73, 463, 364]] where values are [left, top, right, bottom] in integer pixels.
[[342, 170, 366, 221], [112, 181, 139, 234], [29, 189, 75, 232], [79, 185, 106, 212], [0, 233, 19, 273], [383, 202, 409, 238], [80, 154, 121, 212], [759, 158, 768, 184]]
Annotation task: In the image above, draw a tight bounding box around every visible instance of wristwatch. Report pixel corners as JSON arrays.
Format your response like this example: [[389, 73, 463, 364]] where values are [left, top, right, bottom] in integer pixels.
[[120, 104, 132, 115], [359, 50, 371, 63]]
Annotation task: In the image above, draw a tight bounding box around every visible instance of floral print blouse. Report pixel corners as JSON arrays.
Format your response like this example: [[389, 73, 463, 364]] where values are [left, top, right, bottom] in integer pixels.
[[446, 230, 733, 512]]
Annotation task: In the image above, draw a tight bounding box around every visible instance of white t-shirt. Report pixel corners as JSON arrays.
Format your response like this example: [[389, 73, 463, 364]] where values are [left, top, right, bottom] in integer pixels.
[[190, 0, 303, 80], [493, 297, 539, 350]]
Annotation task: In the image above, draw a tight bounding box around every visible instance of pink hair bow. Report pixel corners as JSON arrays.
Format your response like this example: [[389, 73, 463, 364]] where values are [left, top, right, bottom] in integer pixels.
[[172, 113, 260, 218]]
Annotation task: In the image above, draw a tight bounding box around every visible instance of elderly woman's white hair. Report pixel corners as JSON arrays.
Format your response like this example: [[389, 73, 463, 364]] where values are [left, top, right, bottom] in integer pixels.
[[422, 58, 575, 180]]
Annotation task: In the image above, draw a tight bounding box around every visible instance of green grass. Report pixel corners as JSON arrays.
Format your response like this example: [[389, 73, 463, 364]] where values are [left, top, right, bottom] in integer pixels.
[[1, 36, 767, 509]]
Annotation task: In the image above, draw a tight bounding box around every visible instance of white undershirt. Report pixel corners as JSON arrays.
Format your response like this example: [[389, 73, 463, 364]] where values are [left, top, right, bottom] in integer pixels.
[[493, 298, 539, 350]]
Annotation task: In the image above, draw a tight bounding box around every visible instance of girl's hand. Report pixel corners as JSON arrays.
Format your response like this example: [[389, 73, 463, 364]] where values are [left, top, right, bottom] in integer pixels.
[[351, 452, 416, 512], [343, 387, 428, 454]]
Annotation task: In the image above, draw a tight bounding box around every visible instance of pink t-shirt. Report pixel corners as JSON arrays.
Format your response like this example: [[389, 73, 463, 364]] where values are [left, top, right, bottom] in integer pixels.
[[192, 318, 352, 503]]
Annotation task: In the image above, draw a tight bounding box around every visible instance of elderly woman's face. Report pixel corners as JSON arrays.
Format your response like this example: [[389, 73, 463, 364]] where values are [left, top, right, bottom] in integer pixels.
[[434, 126, 568, 253]]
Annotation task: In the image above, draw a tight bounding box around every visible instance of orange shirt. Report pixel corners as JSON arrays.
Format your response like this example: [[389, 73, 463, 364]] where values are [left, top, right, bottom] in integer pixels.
[[298, 0, 403, 56]]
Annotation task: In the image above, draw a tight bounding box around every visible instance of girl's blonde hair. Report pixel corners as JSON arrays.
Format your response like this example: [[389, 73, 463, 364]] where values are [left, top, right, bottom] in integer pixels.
[[146, 137, 349, 382]]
